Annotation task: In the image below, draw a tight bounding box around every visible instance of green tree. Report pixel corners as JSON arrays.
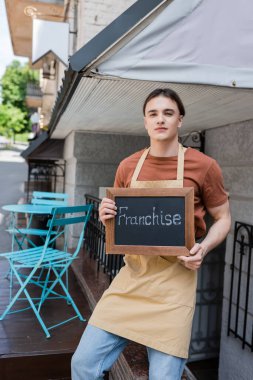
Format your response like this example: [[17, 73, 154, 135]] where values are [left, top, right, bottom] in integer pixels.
[[0, 104, 27, 138], [0, 60, 39, 137]]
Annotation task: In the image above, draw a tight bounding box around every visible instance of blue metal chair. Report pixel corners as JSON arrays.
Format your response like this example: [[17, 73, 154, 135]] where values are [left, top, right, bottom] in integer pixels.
[[31, 191, 69, 207], [10, 192, 69, 249], [5, 192, 69, 294], [0, 204, 93, 338], [30, 192, 70, 291]]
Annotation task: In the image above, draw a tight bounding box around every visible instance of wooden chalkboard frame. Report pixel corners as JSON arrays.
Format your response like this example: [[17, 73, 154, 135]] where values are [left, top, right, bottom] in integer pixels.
[[105, 187, 195, 256]]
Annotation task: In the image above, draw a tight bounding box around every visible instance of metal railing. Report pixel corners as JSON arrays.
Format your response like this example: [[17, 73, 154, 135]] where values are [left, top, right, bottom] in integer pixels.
[[84, 194, 124, 282], [26, 160, 65, 202], [228, 221, 253, 351], [189, 239, 226, 361], [26, 82, 43, 97]]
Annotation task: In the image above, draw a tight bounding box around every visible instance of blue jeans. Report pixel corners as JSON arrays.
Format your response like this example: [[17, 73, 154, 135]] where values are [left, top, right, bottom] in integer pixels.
[[71, 324, 186, 380]]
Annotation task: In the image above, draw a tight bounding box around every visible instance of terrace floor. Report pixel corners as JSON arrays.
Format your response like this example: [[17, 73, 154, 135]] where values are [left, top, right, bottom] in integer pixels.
[[0, 257, 91, 380], [0, 248, 219, 380]]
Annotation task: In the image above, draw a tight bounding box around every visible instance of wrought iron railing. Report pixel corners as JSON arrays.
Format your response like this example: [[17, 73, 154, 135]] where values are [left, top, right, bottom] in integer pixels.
[[189, 238, 225, 361], [26, 82, 43, 97], [26, 160, 65, 202], [84, 194, 124, 282], [228, 221, 253, 351]]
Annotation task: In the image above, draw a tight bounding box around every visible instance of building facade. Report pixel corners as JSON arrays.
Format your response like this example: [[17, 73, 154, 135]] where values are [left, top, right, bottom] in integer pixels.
[[5, 1, 253, 379]]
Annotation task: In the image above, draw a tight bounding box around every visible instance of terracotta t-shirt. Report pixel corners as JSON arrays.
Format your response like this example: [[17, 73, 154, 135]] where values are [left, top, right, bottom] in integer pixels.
[[114, 147, 228, 238]]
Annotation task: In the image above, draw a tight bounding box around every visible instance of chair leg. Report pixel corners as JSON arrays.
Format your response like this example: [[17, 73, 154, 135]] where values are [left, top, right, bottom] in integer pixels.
[[0, 263, 51, 338], [53, 268, 85, 321], [9, 264, 13, 303], [40, 266, 85, 323], [38, 267, 52, 313], [22, 287, 51, 338], [52, 267, 85, 321], [66, 268, 70, 304]]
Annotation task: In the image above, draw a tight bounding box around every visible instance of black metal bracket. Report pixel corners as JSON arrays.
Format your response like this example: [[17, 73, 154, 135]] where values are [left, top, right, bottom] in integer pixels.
[[179, 131, 205, 152]]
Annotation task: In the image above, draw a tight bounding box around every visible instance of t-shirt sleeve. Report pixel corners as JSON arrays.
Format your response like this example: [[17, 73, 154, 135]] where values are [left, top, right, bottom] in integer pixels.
[[113, 162, 125, 188], [202, 160, 228, 208]]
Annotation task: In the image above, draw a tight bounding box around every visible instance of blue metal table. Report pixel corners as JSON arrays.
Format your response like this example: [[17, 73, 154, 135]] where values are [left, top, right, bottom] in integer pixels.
[[3, 204, 55, 251], [2, 204, 54, 214]]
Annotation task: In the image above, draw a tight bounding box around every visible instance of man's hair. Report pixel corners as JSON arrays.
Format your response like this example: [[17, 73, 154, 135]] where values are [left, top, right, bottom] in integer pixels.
[[143, 88, 185, 117]]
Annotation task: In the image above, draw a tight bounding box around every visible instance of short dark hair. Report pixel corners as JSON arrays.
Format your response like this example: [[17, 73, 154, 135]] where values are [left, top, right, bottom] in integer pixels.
[[143, 88, 185, 116]]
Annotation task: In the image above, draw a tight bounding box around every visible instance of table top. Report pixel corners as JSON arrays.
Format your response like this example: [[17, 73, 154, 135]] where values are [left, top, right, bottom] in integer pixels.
[[2, 204, 55, 214]]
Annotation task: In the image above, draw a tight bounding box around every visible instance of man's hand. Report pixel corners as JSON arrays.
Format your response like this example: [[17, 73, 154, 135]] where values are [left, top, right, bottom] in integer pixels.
[[99, 197, 117, 226], [177, 200, 231, 271], [177, 243, 206, 271]]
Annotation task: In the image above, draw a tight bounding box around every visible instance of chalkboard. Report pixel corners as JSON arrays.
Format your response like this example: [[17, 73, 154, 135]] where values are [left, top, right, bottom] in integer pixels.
[[115, 196, 185, 246], [106, 188, 195, 256]]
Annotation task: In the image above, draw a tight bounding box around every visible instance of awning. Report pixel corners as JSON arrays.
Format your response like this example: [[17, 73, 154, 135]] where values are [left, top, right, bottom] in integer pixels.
[[97, 0, 253, 88], [49, 0, 253, 139], [21, 132, 64, 161], [50, 77, 253, 139]]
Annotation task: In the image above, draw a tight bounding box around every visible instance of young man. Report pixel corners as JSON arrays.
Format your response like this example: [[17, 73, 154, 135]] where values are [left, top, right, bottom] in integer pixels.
[[72, 88, 231, 380]]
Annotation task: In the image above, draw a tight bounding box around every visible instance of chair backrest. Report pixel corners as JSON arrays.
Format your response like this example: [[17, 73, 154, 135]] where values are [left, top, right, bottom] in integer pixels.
[[46, 205, 93, 257], [32, 191, 69, 206]]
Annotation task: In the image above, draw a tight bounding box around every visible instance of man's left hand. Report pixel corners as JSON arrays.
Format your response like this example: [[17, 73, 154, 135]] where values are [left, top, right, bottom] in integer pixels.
[[177, 201, 231, 271], [177, 243, 206, 271]]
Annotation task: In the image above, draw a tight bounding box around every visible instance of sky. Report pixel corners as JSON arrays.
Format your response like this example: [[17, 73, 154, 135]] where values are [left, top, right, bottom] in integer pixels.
[[0, 0, 28, 80]]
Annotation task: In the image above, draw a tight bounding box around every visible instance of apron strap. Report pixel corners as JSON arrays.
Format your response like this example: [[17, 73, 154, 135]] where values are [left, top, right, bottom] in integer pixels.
[[130, 144, 185, 187], [130, 147, 150, 185], [177, 144, 185, 181]]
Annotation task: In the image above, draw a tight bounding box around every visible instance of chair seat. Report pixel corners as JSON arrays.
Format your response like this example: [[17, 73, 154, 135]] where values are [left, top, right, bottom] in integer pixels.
[[1, 247, 72, 267], [7, 228, 57, 236]]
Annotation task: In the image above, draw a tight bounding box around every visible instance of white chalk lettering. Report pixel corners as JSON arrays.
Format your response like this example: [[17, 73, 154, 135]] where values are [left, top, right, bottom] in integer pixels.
[[152, 207, 159, 225], [160, 210, 165, 225], [126, 216, 132, 225], [145, 215, 152, 225], [173, 214, 182, 225], [118, 207, 128, 226], [118, 207, 129, 225], [131, 216, 138, 225], [139, 216, 145, 225], [165, 214, 172, 226], [117, 206, 182, 228]]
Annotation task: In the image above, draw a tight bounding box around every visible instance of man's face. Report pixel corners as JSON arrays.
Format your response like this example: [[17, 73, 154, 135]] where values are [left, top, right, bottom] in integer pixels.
[[144, 96, 183, 143]]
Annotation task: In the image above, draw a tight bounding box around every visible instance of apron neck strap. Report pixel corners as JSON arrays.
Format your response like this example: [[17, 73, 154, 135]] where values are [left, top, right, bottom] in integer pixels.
[[130, 143, 185, 186], [130, 147, 150, 184], [177, 143, 185, 181]]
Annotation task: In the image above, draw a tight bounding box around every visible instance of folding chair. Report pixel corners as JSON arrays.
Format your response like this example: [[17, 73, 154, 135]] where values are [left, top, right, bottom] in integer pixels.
[[5, 192, 69, 293], [30, 192, 70, 290], [12, 192, 69, 249], [0, 204, 93, 338], [31, 191, 69, 207], [28, 191, 69, 244]]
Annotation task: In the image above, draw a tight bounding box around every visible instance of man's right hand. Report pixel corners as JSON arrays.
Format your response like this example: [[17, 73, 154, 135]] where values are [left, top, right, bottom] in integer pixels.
[[99, 197, 117, 226]]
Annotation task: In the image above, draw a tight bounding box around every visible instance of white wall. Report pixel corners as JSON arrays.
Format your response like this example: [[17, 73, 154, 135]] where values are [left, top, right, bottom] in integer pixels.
[[76, 0, 136, 48], [205, 120, 253, 380]]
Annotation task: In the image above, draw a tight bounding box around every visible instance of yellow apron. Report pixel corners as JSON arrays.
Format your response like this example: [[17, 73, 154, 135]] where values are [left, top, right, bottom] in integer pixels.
[[89, 144, 197, 359]]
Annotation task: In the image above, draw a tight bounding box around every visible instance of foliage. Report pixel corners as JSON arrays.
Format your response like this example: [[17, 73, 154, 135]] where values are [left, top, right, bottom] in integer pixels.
[[0, 60, 39, 137], [0, 104, 27, 137], [15, 132, 29, 143]]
